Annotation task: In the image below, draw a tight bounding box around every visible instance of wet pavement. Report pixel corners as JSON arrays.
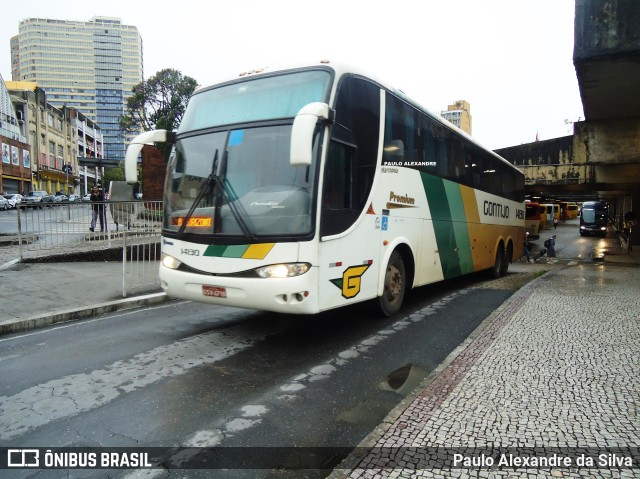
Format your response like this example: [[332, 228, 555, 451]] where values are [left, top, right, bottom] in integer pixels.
[[328, 223, 640, 478], [1, 218, 639, 478], [0, 238, 165, 334]]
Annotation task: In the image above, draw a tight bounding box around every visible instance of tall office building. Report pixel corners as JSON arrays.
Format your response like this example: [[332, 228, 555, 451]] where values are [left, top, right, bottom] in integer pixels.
[[11, 16, 143, 161]]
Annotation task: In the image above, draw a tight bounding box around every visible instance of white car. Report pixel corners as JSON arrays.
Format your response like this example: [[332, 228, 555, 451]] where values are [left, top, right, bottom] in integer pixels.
[[0, 196, 8, 210], [68, 194, 81, 202], [4, 194, 23, 208]]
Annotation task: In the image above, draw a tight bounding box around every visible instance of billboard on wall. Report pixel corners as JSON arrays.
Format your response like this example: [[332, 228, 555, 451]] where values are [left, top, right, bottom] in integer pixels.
[[1, 143, 8, 163], [1, 142, 31, 167], [11, 145, 19, 165]]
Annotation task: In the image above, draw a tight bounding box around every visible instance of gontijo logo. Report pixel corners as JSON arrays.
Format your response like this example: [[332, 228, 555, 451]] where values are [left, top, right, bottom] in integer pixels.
[[330, 263, 371, 299]]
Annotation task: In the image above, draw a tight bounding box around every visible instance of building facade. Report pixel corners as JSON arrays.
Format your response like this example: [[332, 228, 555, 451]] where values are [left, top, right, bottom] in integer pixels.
[[72, 108, 104, 194], [441, 100, 472, 136], [11, 16, 142, 162], [5, 81, 104, 195], [1, 73, 31, 194]]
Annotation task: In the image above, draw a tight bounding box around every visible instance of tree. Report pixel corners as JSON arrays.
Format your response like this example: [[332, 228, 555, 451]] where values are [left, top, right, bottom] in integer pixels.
[[120, 68, 198, 139], [103, 166, 125, 185]]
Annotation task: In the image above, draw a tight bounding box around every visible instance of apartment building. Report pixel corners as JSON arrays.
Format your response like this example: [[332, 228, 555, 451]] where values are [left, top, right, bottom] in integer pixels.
[[441, 100, 472, 136], [6, 81, 104, 195]]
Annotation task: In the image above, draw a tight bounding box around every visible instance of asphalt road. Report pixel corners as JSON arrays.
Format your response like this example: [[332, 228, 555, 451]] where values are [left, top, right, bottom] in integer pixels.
[[0, 266, 535, 479]]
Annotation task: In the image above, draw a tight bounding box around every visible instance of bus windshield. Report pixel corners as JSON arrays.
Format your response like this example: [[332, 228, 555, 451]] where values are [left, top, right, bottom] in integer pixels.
[[165, 124, 320, 240], [179, 70, 331, 132], [582, 203, 607, 224], [163, 69, 331, 242]]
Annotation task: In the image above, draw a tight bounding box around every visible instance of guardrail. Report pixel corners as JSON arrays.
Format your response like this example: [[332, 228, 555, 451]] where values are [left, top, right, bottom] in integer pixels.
[[17, 200, 162, 296]]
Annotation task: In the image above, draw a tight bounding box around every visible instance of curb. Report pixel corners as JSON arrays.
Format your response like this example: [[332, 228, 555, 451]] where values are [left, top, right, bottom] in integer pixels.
[[0, 258, 20, 271], [0, 292, 169, 336]]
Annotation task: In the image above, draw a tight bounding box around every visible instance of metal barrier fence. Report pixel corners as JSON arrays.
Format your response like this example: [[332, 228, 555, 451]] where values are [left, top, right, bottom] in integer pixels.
[[17, 200, 162, 297]]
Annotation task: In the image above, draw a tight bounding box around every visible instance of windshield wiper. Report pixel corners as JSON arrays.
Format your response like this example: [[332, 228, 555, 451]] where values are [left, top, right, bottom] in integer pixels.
[[177, 149, 219, 237], [214, 148, 255, 240], [219, 176, 255, 240], [177, 149, 256, 241]]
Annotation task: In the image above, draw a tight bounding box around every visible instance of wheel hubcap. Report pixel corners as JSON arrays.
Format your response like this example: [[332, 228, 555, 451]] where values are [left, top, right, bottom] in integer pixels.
[[385, 264, 402, 301]]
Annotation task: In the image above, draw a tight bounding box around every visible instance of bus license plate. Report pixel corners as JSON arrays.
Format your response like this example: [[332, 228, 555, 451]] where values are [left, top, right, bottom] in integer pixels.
[[202, 285, 227, 298]]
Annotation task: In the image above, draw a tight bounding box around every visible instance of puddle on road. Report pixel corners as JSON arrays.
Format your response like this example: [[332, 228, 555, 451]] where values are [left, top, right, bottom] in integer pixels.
[[379, 363, 428, 396], [337, 364, 428, 425]]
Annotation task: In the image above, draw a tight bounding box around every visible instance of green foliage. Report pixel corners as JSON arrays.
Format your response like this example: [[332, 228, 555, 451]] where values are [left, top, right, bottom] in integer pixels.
[[120, 68, 198, 144], [103, 166, 125, 185]]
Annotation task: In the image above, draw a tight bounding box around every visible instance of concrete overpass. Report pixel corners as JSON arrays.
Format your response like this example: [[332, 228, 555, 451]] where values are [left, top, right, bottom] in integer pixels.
[[496, 0, 640, 240]]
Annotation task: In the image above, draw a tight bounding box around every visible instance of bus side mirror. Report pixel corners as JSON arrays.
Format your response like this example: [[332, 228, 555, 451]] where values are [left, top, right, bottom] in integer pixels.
[[124, 129, 170, 184], [290, 102, 331, 166]]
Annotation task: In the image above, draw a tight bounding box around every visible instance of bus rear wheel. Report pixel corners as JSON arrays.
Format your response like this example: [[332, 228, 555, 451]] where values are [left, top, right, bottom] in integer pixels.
[[501, 242, 512, 276], [491, 244, 505, 279], [379, 251, 406, 317]]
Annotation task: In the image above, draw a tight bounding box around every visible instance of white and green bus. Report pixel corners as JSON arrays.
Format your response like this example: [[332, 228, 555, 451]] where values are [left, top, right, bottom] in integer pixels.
[[125, 61, 525, 316]]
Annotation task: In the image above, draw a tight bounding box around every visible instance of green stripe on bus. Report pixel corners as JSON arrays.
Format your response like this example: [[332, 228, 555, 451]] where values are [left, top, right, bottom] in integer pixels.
[[443, 181, 474, 275], [421, 173, 474, 278], [203, 243, 275, 259], [204, 244, 248, 258], [223, 245, 250, 258], [204, 245, 229, 257]]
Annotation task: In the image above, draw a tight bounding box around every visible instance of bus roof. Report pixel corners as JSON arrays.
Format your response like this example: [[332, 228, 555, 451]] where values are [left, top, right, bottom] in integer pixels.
[[195, 60, 521, 174]]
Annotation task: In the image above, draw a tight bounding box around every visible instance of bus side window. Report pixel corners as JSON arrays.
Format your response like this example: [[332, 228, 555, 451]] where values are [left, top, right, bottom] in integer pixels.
[[324, 140, 353, 210], [321, 75, 380, 237], [321, 140, 357, 235]]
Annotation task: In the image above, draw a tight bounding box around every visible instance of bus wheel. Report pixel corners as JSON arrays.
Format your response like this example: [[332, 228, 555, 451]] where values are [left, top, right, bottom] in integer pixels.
[[501, 242, 512, 276], [379, 251, 406, 317], [491, 244, 505, 279]]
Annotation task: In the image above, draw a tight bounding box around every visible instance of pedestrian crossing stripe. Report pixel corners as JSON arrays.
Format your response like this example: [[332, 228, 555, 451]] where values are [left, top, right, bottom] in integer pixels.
[[203, 243, 275, 259]]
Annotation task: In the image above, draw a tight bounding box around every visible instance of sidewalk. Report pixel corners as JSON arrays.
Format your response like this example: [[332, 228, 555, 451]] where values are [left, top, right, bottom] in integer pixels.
[[0, 241, 167, 335], [329, 240, 640, 477]]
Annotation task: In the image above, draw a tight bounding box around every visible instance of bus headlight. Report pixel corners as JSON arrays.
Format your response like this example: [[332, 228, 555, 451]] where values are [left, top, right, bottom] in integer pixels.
[[255, 263, 310, 278], [162, 253, 182, 270]]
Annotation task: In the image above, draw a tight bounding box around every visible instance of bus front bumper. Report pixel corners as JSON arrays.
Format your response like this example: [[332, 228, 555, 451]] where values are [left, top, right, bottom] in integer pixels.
[[159, 265, 320, 314]]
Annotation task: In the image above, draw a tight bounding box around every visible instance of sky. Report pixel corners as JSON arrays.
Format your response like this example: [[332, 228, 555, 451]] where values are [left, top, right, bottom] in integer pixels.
[[1, 0, 584, 151]]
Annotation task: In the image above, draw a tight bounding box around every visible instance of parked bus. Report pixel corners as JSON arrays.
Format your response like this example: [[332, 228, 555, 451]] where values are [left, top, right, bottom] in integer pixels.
[[559, 201, 578, 220], [525, 201, 543, 238], [540, 203, 560, 228], [566, 202, 579, 219], [125, 61, 525, 316], [580, 201, 609, 236]]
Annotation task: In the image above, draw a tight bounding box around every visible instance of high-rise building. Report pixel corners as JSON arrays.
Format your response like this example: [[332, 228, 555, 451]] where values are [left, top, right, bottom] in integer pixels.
[[11, 16, 143, 162], [441, 100, 472, 136]]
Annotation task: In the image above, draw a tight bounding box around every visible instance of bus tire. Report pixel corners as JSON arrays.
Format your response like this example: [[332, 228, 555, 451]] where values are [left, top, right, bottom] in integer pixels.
[[501, 241, 512, 276], [491, 243, 505, 279], [379, 251, 406, 317]]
